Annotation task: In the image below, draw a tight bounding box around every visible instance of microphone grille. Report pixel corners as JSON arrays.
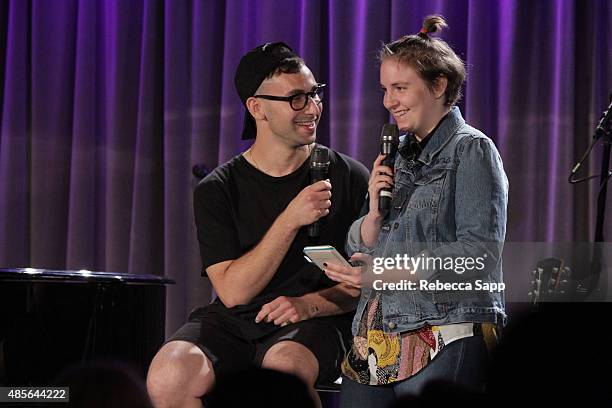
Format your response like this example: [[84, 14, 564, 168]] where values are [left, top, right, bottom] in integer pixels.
[[381, 123, 399, 144], [310, 146, 330, 167]]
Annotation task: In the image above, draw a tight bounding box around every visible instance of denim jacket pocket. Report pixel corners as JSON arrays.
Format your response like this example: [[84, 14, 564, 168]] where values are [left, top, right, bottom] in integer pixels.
[[407, 170, 446, 209]]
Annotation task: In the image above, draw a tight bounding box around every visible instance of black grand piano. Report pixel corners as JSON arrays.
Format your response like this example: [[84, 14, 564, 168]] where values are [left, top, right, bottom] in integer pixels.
[[0, 268, 173, 386]]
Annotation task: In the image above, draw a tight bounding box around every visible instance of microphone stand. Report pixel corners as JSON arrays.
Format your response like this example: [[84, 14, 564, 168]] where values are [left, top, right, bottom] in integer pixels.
[[588, 108, 612, 298], [569, 93, 612, 299], [594, 131, 611, 243]]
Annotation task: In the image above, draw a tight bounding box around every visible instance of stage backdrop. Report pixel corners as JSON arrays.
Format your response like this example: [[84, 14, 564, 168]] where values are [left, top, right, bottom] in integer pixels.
[[0, 0, 611, 334]]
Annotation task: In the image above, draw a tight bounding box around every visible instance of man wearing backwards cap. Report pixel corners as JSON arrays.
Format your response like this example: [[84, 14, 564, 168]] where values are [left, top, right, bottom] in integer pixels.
[[147, 42, 369, 407]]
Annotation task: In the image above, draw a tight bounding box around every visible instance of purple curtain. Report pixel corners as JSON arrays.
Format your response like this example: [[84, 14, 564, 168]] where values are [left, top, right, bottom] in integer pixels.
[[1, 0, 611, 333]]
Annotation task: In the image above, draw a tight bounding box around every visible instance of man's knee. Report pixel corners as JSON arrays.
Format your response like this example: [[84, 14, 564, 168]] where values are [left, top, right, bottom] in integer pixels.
[[147, 341, 215, 406], [261, 341, 319, 386]]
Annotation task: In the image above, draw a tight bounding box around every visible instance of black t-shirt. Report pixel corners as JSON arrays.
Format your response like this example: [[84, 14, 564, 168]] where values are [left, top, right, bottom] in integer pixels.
[[193, 146, 369, 339]]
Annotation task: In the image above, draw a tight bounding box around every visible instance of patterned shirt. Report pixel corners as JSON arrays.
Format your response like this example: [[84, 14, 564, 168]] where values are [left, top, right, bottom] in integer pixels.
[[342, 293, 487, 385]]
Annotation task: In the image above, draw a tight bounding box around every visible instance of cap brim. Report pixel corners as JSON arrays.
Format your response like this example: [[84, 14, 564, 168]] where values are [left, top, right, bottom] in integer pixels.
[[241, 111, 257, 140]]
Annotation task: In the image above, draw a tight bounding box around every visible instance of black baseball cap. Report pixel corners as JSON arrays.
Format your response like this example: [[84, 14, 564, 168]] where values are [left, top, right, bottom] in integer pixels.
[[234, 42, 299, 140]]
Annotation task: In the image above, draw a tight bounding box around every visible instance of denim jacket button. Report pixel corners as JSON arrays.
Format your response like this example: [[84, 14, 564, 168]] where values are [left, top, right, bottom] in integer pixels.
[[388, 322, 396, 330]]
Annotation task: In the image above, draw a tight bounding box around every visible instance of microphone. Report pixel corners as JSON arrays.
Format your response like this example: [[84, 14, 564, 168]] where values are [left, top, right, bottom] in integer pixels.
[[307, 147, 330, 238], [594, 94, 612, 140], [378, 123, 399, 213]]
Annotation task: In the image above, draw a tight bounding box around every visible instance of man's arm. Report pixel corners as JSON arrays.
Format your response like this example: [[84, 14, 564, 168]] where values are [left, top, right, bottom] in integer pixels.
[[206, 180, 332, 308], [301, 283, 360, 317], [255, 283, 360, 325]]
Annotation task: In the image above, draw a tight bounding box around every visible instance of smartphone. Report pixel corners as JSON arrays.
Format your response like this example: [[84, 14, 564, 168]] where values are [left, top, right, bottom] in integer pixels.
[[303, 245, 353, 271]]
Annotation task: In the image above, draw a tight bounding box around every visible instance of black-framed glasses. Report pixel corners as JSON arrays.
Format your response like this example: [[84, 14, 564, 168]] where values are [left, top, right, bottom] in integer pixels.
[[254, 83, 326, 111]]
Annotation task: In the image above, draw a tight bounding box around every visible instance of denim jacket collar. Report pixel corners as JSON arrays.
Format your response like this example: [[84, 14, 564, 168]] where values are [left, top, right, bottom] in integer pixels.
[[398, 106, 465, 166]]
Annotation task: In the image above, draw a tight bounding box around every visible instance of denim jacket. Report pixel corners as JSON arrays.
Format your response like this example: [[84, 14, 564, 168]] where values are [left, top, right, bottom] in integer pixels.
[[347, 107, 508, 335]]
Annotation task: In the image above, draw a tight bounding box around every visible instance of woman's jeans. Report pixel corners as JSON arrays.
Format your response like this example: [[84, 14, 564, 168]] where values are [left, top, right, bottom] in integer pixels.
[[339, 335, 488, 408]]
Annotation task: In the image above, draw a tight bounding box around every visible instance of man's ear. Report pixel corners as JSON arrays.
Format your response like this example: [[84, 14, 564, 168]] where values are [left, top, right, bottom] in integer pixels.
[[433, 76, 448, 100], [246, 97, 266, 120]]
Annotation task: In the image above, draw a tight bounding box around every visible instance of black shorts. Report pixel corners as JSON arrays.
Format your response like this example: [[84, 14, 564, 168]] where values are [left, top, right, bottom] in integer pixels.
[[166, 307, 352, 384]]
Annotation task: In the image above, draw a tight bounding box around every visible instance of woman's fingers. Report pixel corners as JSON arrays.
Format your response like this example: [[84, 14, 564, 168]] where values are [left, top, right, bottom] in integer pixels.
[[323, 262, 362, 288]]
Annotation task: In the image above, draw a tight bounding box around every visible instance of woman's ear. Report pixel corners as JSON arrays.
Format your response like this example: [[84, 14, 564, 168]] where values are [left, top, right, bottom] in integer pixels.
[[433, 76, 448, 100], [246, 97, 266, 120]]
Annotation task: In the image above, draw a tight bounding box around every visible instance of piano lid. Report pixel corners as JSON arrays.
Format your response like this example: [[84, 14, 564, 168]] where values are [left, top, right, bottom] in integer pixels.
[[0, 268, 175, 285]]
